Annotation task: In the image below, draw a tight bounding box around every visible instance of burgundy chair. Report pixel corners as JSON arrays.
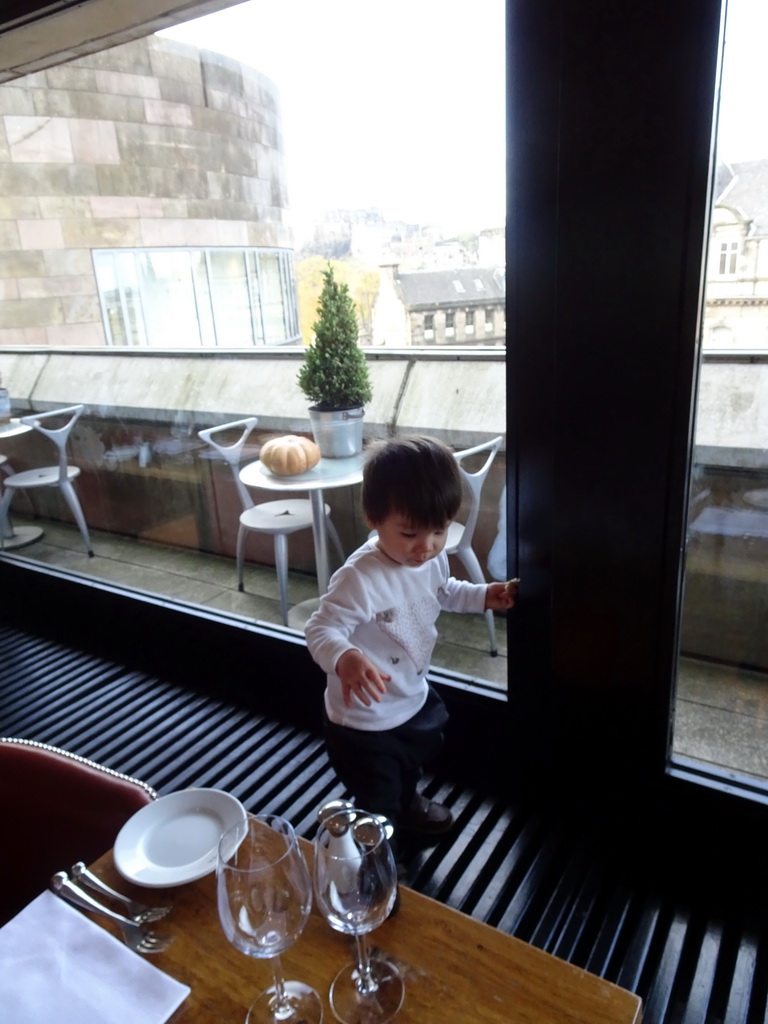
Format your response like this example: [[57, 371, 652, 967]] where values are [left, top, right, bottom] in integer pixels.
[[0, 737, 156, 923]]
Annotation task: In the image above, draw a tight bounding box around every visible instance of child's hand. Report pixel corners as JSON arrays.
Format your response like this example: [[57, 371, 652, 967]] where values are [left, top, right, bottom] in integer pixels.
[[485, 579, 519, 611], [336, 648, 391, 708]]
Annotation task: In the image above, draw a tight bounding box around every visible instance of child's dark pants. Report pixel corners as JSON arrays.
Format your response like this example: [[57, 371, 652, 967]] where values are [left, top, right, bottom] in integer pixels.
[[322, 685, 449, 826]]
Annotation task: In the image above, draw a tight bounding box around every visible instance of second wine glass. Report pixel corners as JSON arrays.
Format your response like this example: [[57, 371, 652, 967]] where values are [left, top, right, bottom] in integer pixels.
[[313, 808, 403, 1024], [217, 813, 323, 1024]]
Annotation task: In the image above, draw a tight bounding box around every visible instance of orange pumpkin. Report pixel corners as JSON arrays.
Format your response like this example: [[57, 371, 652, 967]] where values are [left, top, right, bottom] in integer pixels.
[[259, 434, 321, 476]]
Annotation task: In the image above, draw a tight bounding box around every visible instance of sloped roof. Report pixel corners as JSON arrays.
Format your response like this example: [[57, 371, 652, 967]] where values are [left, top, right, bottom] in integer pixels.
[[395, 267, 505, 309], [714, 159, 768, 235]]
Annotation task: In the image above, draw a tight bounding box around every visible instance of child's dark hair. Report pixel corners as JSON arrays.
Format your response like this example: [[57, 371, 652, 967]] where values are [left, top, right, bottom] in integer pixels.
[[362, 435, 462, 528]]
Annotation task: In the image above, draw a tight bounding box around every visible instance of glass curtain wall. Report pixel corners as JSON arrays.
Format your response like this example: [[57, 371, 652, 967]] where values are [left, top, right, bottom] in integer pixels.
[[674, 0, 768, 788], [208, 251, 252, 347], [0, 1, 507, 693], [258, 252, 289, 344], [94, 248, 299, 347], [138, 251, 198, 348]]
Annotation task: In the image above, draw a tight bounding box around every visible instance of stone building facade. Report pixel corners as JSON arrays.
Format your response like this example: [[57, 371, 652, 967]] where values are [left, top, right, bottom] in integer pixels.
[[0, 35, 297, 348], [705, 160, 768, 351], [372, 263, 506, 347]]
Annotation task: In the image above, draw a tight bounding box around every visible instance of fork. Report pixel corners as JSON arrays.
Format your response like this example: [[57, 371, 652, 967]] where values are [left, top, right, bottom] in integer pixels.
[[50, 872, 173, 955], [70, 861, 171, 923]]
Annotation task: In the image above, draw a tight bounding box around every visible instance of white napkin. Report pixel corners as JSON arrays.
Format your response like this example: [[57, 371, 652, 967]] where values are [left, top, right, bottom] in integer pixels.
[[0, 889, 190, 1024]]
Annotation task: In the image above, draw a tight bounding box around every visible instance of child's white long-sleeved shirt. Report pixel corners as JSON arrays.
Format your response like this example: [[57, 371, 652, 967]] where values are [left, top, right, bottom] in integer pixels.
[[305, 539, 487, 731]]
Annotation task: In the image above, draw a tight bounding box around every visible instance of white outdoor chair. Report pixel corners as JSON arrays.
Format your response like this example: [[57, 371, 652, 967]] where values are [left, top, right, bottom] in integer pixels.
[[368, 436, 505, 656], [0, 453, 37, 539], [448, 436, 504, 656], [0, 453, 9, 506], [0, 405, 93, 556], [487, 484, 508, 582], [198, 418, 344, 625]]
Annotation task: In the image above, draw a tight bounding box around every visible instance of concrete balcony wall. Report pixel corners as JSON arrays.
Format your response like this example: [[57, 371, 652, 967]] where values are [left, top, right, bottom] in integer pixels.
[[0, 348, 508, 579], [695, 357, 768, 449], [0, 347, 507, 446]]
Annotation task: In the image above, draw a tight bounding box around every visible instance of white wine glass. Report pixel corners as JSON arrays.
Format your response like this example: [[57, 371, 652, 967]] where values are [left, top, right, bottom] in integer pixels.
[[217, 813, 323, 1024], [313, 808, 403, 1024]]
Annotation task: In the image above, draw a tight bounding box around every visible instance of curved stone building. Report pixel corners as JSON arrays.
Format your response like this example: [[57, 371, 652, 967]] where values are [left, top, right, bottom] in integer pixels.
[[0, 35, 298, 348]]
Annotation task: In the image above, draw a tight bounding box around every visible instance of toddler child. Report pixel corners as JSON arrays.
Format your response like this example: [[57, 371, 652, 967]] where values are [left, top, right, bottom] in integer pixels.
[[305, 435, 515, 834]]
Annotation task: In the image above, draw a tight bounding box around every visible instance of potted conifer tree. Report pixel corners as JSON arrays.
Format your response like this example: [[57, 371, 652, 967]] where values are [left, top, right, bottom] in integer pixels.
[[297, 264, 372, 457]]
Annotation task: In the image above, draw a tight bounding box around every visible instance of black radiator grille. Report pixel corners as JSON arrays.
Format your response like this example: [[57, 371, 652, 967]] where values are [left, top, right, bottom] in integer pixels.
[[1, 622, 766, 1024]]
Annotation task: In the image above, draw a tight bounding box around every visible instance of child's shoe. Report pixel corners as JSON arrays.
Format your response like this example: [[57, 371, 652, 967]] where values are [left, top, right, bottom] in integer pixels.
[[398, 793, 454, 834]]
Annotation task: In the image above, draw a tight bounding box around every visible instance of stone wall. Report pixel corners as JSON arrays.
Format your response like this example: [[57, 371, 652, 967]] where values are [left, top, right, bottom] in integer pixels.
[[0, 35, 291, 346]]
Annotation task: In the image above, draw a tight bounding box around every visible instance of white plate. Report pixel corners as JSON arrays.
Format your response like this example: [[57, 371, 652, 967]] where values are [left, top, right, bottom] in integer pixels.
[[114, 788, 247, 888]]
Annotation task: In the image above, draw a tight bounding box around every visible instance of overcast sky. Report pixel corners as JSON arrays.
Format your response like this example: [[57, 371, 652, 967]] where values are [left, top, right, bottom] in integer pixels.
[[717, 0, 768, 163], [708, 0, 768, 163], [161, 0, 764, 235], [160, 0, 506, 237]]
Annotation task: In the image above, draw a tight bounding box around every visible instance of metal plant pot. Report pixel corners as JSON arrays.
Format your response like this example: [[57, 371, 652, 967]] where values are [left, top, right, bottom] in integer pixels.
[[308, 407, 364, 458]]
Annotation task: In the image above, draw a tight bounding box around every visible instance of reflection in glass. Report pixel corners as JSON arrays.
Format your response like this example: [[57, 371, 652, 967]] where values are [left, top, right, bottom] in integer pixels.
[[138, 251, 199, 347], [93, 248, 298, 348]]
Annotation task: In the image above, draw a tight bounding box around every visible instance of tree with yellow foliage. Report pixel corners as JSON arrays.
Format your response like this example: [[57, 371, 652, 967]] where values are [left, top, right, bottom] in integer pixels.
[[296, 257, 380, 346]]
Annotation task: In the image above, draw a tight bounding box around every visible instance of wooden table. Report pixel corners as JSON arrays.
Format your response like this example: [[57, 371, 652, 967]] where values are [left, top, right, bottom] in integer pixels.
[[89, 846, 642, 1024]]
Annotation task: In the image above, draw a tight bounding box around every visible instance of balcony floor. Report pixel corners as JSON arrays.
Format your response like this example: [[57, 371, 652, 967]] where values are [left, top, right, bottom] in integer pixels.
[[5, 514, 508, 691], [6, 514, 768, 788]]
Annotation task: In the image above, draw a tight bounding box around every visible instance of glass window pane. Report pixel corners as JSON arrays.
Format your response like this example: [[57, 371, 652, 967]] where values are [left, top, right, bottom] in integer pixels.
[[137, 251, 201, 347], [674, 0, 768, 787], [283, 252, 299, 338], [192, 251, 216, 347], [245, 251, 265, 343], [259, 252, 287, 343], [93, 252, 125, 346], [208, 250, 253, 347], [116, 252, 146, 347], [0, 1, 506, 696], [93, 248, 300, 347]]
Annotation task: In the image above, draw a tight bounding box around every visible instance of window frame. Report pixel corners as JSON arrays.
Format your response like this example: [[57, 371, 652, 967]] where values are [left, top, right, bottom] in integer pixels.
[[717, 238, 739, 276], [506, 0, 729, 808]]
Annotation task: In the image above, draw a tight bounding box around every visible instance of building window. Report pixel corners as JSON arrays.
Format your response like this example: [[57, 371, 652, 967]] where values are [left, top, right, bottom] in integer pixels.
[[93, 247, 299, 347], [445, 311, 455, 339], [718, 240, 739, 276], [424, 313, 434, 341], [485, 308, 494, 334], [465, 309, 475, 336]]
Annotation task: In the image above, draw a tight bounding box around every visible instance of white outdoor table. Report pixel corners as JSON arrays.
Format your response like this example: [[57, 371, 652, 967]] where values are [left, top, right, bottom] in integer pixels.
[[239, 453, 364, 598], [0, 419, 44, 550]]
